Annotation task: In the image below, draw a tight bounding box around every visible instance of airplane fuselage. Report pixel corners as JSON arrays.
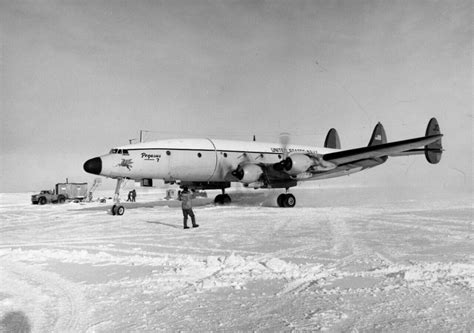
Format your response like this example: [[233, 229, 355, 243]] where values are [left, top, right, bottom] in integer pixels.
[[85, 138, 354, 186]]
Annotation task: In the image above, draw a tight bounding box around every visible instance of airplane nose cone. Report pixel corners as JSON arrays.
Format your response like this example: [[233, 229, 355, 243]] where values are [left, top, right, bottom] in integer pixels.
[[83, 157, 102, 175]]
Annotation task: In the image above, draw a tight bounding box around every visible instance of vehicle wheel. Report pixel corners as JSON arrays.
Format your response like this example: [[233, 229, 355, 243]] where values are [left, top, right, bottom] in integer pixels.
[[284, 194, 296, 208], [58, 196, 66, 204], [111, 204, 117, 215], [116, 205, 125, 216], [277, 194, 286, 207], [39, 197, 47, 205]]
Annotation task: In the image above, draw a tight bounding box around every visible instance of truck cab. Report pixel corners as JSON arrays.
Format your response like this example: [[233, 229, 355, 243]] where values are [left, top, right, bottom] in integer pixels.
[[31, 190, 65, 205]]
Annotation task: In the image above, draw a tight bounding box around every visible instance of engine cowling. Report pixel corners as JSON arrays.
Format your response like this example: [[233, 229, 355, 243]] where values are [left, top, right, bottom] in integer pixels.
[[283, 154, 314, 175], [232, 164, 263, 183]]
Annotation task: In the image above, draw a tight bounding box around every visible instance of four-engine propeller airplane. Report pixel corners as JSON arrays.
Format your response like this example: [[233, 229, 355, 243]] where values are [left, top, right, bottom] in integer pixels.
[[84, 118, 443, 215]]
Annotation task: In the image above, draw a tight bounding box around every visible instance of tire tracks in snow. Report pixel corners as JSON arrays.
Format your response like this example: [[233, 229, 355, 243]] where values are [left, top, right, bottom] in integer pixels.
[[0, 259, 89, 332]]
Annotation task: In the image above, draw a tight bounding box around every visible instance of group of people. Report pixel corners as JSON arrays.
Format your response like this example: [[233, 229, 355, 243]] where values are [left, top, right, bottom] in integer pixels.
[[126, 189, 137, 202]]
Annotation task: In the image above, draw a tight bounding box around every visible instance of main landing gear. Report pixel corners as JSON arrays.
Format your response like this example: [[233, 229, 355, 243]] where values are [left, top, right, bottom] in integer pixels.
[[111, 178, 125, 216], [214, 189, 231, 205], [277, 192, 296, 208]]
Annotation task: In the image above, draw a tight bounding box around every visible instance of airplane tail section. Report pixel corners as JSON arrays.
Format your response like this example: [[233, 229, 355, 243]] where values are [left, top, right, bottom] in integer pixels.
[[324, 128, 341, 149], [424, 117, 443, 164], [368, 122, 387, 146]]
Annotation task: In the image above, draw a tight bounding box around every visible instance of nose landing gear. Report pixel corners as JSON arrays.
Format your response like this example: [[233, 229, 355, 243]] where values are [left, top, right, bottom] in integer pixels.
[[111, 178, 125, 216], [277, 192, 296, 208]]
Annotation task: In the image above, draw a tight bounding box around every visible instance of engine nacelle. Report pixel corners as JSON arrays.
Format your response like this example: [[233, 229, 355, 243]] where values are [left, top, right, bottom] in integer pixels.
[[284, 154, 314, 175], [232, 164, 263, 183]]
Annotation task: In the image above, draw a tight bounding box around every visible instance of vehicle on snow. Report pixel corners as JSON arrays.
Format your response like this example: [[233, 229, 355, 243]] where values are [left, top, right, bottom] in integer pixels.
[[31, 182, 88, 205]]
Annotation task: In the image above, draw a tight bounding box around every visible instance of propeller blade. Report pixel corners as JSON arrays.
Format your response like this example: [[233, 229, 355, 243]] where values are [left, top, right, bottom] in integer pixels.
[[279, 132, 291, 159]]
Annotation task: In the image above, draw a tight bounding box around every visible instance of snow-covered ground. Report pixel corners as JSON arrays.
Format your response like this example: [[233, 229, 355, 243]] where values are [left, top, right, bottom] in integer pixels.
[[0, 187, 472, 332]]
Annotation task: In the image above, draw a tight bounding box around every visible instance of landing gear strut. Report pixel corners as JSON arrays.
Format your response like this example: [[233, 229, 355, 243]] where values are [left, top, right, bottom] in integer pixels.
[[111, 178, 125, 216], [277, 191, 296, 208], [214, 188, 231, 205]]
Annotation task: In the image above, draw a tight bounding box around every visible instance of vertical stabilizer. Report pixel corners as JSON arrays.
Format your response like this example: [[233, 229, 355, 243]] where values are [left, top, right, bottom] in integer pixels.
[[368, 122, 387, 146], [324, 128, 341, 149], [425, 118, 443, 164]]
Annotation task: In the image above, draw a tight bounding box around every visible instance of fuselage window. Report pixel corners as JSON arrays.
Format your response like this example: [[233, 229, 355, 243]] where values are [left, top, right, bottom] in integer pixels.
[[197, 153, 202, 158], [110, 149, 118, 154], [118, 149, 122, 154], [223, 153, 228, 158], [123, 150, 129, 155], [166, 151, 171, 156]]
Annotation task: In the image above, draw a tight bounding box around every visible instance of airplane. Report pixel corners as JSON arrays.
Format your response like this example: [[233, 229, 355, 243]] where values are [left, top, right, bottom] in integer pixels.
[[84, 118, 443, 215]]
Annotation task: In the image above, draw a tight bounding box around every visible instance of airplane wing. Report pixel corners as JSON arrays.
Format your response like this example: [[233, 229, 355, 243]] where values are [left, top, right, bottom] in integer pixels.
[[322, 134, 443, 166]]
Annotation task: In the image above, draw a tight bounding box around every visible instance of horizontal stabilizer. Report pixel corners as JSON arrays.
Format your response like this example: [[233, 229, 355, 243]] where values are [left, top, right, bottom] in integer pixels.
[[324, 128, 341, 149], [388, 118, 443, 164], [323, 134, 443, 165]]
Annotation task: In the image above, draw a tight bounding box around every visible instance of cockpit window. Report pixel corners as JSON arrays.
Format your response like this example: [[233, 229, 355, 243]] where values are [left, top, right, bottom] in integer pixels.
[[109, 148, 129, 155]]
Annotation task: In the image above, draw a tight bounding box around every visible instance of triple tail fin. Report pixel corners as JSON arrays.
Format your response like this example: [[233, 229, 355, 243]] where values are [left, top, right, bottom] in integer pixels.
[[368, 122, 387, 146], [324, 128, 341, 149]]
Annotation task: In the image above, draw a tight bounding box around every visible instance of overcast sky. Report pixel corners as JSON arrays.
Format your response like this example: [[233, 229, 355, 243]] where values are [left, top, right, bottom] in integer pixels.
[[1, 0, 472, 193]]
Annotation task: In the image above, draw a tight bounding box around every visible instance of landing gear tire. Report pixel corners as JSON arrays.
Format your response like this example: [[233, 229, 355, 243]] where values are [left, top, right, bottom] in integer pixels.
[[277, 193, 296, 208], [111, 204, 125, 216], [277, 194, 286, 207], [116, 205, 125, 216], [284, 194, 296, 207], [223, 194, 231, 204], [39, 197, 47, 205], [58, 195, 66, 204], [214, 194, 231, 205]]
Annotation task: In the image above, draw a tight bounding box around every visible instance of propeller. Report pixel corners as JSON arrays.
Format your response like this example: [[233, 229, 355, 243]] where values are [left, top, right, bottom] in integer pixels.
[[279, 132, 291, 159], [231, 166, 244, 180], [231, 152, 251, 180], [273, 132, 293, 171]]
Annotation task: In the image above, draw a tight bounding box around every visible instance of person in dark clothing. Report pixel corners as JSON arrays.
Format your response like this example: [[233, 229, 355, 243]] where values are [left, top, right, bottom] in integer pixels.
[[178, 186, 198, 229], [126, 191, 132, 202], [131, 189, 136, 202]]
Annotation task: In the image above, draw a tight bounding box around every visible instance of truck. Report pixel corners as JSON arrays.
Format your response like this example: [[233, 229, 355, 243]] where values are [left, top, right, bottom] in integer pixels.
[[31, 182, 88, 205]]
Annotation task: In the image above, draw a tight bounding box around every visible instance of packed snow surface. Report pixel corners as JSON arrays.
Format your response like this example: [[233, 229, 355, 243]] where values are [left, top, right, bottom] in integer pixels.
[[0, 187, 472, 332]]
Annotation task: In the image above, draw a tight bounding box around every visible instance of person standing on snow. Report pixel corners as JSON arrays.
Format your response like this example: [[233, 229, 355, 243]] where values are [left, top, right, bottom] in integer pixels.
[[178, 186, 198, 229]]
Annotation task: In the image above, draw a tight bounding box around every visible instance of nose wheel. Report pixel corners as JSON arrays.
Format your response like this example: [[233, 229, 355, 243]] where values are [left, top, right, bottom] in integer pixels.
[[277, 193, 296, 208], [110, 178, 126, 215], [111, 204, 125, 216]]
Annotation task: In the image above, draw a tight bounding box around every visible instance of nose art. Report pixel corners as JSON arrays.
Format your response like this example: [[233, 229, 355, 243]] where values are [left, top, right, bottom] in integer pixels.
[[83, 157, 102, 175]]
